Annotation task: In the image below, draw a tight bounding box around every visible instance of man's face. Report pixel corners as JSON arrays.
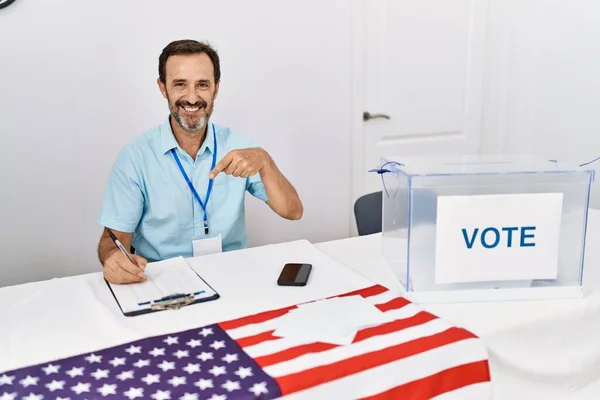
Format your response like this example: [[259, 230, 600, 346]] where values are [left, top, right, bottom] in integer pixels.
[[158, 53, 219, 133]]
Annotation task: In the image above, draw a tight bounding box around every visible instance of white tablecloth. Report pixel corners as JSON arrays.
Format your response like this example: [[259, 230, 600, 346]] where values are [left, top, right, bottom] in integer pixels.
[[1, 210, 600, 399]]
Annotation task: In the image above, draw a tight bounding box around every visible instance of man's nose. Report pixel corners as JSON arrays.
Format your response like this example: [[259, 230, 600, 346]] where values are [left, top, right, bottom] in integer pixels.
[[185, 86, 198, 104]]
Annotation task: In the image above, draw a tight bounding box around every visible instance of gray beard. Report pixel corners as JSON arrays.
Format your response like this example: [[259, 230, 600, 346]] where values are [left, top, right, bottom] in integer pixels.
[[175, 113, 207, 133]]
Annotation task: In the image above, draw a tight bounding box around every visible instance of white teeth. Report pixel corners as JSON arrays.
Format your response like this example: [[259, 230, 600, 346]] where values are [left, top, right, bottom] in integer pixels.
[[184, 107, 199, 112]]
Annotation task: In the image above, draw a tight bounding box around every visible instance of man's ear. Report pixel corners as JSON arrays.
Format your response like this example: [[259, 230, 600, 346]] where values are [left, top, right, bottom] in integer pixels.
[[157, 78, 168, 99], [214, 81, 220, 100]]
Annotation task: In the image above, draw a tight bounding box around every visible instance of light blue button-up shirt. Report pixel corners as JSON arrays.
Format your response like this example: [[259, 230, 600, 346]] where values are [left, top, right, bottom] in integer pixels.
[[98, 117, 268, 262]]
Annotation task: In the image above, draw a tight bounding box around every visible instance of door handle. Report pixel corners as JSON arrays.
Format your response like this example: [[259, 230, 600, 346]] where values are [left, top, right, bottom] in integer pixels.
[[363, 111, 390, 121]]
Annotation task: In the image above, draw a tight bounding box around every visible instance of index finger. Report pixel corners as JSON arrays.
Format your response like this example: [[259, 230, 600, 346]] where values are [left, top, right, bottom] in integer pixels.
[[209, 153, 234, 179]]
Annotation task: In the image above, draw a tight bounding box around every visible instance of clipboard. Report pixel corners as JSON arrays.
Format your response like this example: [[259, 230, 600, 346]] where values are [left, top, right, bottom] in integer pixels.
[[105, 256, 220, 317]]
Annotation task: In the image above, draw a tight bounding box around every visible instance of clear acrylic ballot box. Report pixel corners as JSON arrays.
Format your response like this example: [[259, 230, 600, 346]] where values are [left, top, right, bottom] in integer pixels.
[[379, 155, 595, 303]]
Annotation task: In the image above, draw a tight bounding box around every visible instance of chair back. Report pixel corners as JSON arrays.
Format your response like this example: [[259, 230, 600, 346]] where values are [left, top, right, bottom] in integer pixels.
[[353, 191, 383, 236]]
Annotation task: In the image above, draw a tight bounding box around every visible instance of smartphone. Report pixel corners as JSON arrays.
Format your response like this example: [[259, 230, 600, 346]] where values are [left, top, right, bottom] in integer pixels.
[[277, 263, 312, 286]]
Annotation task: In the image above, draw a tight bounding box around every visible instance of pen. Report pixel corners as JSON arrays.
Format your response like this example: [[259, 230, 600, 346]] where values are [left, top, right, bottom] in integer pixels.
[[138, 290, 206, 306], [107, 229, 139, 269]]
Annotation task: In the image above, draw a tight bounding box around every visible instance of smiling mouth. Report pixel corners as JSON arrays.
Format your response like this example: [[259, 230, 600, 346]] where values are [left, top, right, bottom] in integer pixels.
[[181, 106, 201, 113]]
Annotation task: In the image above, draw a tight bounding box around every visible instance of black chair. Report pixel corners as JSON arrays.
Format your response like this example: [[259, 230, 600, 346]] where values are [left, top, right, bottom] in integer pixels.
[[353, 191, 383, 236]]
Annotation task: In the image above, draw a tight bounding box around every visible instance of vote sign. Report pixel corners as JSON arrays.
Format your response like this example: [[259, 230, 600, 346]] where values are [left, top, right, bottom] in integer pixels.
[[434, 193, 563, 284]]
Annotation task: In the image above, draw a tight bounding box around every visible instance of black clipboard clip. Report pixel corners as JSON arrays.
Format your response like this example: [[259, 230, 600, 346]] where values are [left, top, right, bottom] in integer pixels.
[[139, 291, 204, 311]]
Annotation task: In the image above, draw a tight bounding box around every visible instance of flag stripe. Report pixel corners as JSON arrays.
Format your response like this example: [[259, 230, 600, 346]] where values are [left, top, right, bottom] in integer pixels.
[[376, 296, 410, 312], [235, 330, 278, 348], [354, 311, 438, 342], [355, 289, 400, 307], [335, 284, 389, 298], [273, 327, 476, 395], [359, 360, 491, 400], [218, 305, 297, 330], [264, 318, 454, 377], [252, 311, 437, 367], [273, 337, 489, 400]]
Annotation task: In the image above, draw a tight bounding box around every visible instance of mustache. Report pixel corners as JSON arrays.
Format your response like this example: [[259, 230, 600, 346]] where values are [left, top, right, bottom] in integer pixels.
[[176, 99, 208, 108]]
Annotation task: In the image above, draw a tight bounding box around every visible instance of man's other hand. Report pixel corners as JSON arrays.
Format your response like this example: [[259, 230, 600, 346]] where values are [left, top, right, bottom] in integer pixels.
[[209, 148, 268, 179]]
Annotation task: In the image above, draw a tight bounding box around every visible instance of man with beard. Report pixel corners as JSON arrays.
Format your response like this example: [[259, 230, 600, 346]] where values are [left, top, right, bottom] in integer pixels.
[[97, 40, 303, 284]]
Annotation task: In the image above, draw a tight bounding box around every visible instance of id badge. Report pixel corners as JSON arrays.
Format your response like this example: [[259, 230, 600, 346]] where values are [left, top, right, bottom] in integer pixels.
[[192, 234, 223, 257]]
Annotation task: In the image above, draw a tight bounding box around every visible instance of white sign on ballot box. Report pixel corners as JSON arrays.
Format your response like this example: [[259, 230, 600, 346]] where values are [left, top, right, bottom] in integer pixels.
[[434, 193, 563, 284]]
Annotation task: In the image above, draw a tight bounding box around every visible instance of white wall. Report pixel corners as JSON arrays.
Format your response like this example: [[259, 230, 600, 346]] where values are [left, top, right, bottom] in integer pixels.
[[0, 0, 353, 287], [3, 0, 599, 288], [481, 0, 600, 208]]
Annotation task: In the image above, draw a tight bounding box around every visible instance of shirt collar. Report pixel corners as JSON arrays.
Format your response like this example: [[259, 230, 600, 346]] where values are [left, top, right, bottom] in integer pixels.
[[159, 116, 216, 156]]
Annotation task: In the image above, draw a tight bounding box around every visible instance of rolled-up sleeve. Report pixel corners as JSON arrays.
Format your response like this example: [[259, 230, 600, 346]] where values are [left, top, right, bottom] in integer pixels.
[[243, 139, 269, 202], [247, 173, 268, 202], [97, 147, 144, 233]]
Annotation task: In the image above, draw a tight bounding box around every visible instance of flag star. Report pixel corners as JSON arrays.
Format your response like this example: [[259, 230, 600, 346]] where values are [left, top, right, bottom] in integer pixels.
[[186, 339, 202, 348], [19, 375, 38, 388], [168, 376, 186, 387], [158, 361, 175, 372], [117, 370, 135, 381], [0, 374, 14, 385], [56, 397, 70, 400], [0, 393, 16, 400], [71, 382, 91, 394], [221, 380, 240, 392], [234, 366, 253, 379], [42, 363, 60, 375], [180, 393, 198, 400], [209, 340, 226, 350], [22, 394, 43, 400], [194, 378, 213, 390], [134, 359, 151, 368], [221, 353, 238, 364], [66, 367, 84, 378], [91, 368, 109, 380], [208, 395, 226, 400], [109, 357, 127, 367], [173, 350, 189, 359], [85, 353, 102, 363], [208, 365, 226, 377], [124, 387, 144, 399], [182, 363, 200, 374], [149, 347, 166, 357], [197, 352, 213, 361], [199, 327, 213, 337], [164, 336, 179, 345], [249, 381, 269, 396], [141, 373, 161, 385], [98, 383, 117, 396], [150, 389, 170, 400], [45, 380, 65, 391], [125, 345, 142, 355]]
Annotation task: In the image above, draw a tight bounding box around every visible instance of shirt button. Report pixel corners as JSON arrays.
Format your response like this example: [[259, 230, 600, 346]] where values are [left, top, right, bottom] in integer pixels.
[[196, 224, 200, 228]]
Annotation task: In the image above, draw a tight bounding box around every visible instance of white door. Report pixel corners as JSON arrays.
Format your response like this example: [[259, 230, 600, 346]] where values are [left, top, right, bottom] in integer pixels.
[[352, 0, 490, 198]]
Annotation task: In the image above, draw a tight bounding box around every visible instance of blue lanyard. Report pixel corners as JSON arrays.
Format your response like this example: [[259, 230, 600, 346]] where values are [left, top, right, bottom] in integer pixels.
[[171, 124, 217, 235]]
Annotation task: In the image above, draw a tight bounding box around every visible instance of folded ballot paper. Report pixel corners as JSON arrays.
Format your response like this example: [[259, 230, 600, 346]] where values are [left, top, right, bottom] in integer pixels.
[[107, 256, 219, 316], [272, 295, 394, 345]]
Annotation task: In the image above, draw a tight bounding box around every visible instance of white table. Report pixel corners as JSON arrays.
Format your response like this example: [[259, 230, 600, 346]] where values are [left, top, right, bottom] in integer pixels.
[[1, 211, 599, 399], [317, 209, 600, 400]]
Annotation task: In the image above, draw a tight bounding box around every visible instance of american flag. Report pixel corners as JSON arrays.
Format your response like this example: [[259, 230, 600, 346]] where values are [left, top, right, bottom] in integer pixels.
[[0, 285, 492, 399]]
